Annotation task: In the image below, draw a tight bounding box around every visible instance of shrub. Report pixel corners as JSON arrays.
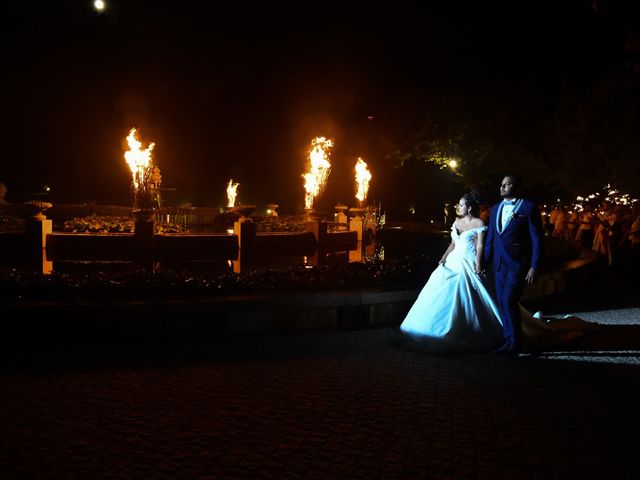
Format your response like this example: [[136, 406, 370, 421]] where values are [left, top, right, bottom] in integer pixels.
[[0, 254, 438, 303], [62, 215, 183, 234]]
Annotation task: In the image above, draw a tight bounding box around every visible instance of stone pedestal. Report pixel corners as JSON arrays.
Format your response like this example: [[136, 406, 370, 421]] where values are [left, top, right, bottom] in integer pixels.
[[304, 208, 316, 223], [334, 204, 348, 231], [235, 205, 256, 221], [266, 203, 279, 217]]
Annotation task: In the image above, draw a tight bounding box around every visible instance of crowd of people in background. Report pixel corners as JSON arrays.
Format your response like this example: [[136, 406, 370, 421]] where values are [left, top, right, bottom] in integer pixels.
[[540, 200, 640, 267]]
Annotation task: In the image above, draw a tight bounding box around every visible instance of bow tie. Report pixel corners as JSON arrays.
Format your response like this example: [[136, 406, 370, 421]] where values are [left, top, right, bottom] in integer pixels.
[[503, 200, 516, 205]]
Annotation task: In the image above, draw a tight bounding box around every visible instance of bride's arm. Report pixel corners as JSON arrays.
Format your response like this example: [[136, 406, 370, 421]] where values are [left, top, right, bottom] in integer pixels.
[[439, 241, 455, 265], [475, 230, 486, 274]]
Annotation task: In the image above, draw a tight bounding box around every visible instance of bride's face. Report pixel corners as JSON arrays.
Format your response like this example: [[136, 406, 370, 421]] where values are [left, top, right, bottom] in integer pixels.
[[456, 198, 469, 217]]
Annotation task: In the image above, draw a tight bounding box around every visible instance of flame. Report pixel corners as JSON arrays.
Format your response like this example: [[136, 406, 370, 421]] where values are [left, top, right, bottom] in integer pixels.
[[355, 157, 372, 204], [124, 128, 155, 191], [302, 137, 333, 210], [227, 179, 240, 208]]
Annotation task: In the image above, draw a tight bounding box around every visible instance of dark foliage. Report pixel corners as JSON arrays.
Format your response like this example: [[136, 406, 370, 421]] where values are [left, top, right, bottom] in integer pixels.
[[0, 255, 439, 303]]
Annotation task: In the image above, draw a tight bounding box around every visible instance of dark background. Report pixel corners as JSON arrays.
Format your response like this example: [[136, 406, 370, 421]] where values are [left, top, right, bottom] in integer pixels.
[[2, 1, 637, 219]]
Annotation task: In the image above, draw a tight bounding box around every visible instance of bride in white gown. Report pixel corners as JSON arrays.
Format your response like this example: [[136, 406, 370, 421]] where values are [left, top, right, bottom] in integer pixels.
[[400, 192, 598, 353], [400, 192, 504, 352]]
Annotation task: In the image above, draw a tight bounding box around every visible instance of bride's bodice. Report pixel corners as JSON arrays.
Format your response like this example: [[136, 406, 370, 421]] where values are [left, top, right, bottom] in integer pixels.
[[447, 225, 487, 268]]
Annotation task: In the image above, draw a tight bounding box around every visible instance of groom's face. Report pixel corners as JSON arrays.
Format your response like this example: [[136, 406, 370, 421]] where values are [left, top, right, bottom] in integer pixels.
[[500, 177, 516, 199]]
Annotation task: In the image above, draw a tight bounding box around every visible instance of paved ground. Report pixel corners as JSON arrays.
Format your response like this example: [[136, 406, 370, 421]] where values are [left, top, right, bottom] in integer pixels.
[[1, 271, 639, 479]]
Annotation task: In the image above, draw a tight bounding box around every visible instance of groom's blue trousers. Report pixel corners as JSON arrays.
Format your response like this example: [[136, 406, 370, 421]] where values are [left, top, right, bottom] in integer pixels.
[[494, 269, 526, 344]]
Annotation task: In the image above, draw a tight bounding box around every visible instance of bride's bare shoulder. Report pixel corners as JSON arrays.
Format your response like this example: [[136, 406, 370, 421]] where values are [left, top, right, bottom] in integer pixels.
[[471, 218, 486, 228]]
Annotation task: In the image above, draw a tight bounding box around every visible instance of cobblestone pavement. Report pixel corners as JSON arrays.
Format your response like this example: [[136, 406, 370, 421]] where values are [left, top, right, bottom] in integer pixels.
[[2, 306, 640, 480]]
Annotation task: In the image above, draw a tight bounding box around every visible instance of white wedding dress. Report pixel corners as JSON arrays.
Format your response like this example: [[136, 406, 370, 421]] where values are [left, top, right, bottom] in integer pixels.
[[400, 224, 600, 353], [400, 225, 504, 352]]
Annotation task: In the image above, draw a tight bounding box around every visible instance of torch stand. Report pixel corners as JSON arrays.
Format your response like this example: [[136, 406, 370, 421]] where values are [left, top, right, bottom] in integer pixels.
[[304, 208, 316, 223], [334, 204, 348, 231]]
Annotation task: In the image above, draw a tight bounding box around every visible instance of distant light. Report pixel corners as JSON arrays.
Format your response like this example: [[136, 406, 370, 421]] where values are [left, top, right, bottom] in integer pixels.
[[448, 159, 458, 169], [226, 228, 234, 235], [93, 0, 106, 12], [367, 115, 375, 120], [44, 185, 51, 192], [430, 219, 434, 224], [409, 207, 415, 214]]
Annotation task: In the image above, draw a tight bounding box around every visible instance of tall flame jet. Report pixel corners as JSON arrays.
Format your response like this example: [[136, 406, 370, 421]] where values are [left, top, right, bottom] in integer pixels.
[[355, 157, 372, 205], [124, 128, 155, 192], [227, 179, 240, 208], [302, 137, 333, 210]]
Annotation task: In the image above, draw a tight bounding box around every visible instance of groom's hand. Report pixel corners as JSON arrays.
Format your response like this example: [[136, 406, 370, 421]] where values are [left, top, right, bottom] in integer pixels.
[[525, 268, 537, 285]]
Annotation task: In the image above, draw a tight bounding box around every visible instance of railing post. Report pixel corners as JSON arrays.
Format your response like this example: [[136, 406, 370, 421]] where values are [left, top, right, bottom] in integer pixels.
[[133, 210, 155, 270], [233, 219, 256, 273], [24, 201, 53, 274], [348, 208, 366, 263], [305, 219, 327, 266], [348, 207, 365, 241]]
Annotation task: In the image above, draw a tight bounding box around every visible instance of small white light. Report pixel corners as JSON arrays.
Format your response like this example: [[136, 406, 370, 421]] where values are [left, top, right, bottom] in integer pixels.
[[93, 0, 106, 12], [226, 228, 234, 235]]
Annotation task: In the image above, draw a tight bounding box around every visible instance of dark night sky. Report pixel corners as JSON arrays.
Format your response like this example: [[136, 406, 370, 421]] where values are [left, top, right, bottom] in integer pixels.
[[1, 1, 634, 215]]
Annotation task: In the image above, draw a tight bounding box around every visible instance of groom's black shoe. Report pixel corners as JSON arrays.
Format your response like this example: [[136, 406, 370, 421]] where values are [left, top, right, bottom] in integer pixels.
[[493, 337, 521, 357]]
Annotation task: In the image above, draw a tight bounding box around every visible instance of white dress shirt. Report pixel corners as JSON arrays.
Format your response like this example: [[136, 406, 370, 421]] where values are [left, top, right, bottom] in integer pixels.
[[500, 199, 517, 232]]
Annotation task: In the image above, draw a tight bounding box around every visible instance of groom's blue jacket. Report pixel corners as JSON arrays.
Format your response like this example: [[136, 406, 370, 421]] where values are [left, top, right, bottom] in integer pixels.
[[485, 198, 544, 275]]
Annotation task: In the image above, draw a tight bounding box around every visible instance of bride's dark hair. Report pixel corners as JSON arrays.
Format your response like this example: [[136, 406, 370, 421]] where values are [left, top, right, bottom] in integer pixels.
[[462, 190, 482, 216]]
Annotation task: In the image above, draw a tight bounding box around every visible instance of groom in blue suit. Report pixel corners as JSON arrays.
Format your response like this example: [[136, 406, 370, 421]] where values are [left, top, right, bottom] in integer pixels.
[[485, 174, 544, 356]]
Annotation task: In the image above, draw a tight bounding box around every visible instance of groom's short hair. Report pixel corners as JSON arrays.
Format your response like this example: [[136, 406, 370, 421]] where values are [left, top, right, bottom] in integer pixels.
[[503, 173, 523, 188]]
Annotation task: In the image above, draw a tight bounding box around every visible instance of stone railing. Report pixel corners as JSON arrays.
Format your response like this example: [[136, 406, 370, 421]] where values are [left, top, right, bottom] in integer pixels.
[[0, 203, 360, 274]]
